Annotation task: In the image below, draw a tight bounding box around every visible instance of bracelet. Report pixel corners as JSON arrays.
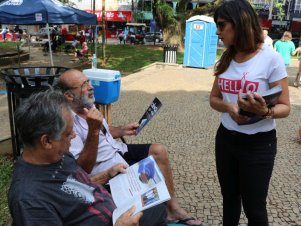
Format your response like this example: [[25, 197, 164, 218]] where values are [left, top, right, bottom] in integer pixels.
[[262, 107, 270, 117]]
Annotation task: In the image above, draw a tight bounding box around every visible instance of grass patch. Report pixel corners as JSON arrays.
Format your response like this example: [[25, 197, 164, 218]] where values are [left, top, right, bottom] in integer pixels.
[[0, 42, 21, 49], [0, 155, 14, 226], [94, 44, 224, 74], [96, 44, 184, 74]]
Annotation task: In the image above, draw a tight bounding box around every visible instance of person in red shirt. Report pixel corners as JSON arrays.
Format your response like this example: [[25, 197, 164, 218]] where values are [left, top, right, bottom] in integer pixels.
[[75, 42, 88, 59]]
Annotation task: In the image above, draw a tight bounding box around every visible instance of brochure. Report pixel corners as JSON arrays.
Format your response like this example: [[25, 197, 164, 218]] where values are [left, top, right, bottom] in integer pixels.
[[136, 97, 162, 134], [109, 155, 170, 225], [238, 85, 282, 125]]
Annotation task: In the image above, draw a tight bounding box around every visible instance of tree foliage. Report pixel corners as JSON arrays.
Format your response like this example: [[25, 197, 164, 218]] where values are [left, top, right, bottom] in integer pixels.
[[153, 0, 222, 48]]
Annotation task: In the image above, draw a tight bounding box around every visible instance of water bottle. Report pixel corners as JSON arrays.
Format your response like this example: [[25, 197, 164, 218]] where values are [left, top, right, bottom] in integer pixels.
[[92, 54, 97, 69]]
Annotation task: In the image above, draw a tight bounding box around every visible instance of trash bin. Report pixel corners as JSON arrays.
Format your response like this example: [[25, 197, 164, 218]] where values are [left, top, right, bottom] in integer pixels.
[[163, 44, 178, 64], [0, 66, 69, 159]]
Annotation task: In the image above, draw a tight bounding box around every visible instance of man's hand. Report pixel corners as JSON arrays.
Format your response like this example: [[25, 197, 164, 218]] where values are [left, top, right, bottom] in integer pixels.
[[84, 108, 103, 135], [115, 206, 143, 226], [90, 163, 128, 185], [107, 163, 128, 178], [121, 122, 139, 136]]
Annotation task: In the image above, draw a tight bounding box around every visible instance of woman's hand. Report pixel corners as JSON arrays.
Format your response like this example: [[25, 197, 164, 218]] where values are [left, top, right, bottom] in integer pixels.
[[237, 90, 269, 116], [227, 102, 251, 125], [114, 206, 143, 226]]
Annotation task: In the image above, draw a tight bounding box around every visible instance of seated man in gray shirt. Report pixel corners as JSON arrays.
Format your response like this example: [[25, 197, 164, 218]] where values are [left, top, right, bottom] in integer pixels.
[[9, 89, 167, 226], [54, 69, 203, 226]]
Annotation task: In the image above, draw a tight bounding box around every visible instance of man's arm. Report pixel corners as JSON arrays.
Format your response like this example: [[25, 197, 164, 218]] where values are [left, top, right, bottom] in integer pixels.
[[11, 201, 63, 226], [109, 122, 139, 139], [76, 108, 103, 174]]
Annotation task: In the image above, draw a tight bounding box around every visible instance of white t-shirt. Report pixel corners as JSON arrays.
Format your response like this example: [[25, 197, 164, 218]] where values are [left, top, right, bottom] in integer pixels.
[[264, 35, 273, 49], [70, 110, 129, 175], [218, 45, 286, 134]]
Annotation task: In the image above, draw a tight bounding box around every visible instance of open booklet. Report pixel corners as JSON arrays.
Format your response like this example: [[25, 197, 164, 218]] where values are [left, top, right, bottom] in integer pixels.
[[238, 85, 282, 125], [136, 97, 162, 135], [109, 155, 171, 225]]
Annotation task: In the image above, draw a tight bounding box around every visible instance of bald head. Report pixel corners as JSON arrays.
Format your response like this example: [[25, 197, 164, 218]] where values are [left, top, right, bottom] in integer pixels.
[[59, 69, 86, 89]]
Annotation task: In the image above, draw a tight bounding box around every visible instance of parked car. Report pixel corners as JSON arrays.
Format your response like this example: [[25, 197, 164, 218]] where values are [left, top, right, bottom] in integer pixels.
[[145, 32, 163, 43], [30, 27, 60, 41]]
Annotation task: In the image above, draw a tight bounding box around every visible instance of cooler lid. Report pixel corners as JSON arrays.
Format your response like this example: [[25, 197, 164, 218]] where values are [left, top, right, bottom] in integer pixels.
[[83, 69, 121, 81]]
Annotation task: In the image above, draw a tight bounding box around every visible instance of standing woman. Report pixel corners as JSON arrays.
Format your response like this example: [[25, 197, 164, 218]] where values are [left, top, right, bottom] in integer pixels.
[[209, 0, 290, 226]]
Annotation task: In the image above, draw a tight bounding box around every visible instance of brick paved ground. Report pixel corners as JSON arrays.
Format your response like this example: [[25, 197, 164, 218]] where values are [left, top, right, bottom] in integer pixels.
[[0, 48, 301, 225]]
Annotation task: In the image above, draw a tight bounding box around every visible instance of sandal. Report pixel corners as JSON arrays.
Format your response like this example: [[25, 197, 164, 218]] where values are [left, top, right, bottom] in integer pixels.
[[166, 217, 204, 226]]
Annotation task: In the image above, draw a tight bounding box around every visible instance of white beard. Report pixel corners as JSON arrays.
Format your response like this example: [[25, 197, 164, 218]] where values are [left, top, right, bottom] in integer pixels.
[[73, 93, 95, 109]]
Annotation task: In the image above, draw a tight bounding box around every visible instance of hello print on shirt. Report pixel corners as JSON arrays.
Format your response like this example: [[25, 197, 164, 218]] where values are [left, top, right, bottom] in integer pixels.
[[218, 72, 259, 94]]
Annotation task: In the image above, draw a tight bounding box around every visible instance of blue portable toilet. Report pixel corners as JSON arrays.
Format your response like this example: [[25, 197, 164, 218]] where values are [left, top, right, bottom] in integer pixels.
[[183, 15, 218, 68]]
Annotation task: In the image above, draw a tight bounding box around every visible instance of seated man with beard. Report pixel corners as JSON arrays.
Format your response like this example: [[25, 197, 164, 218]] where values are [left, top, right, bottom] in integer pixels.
[[54, 69, 203, 226]]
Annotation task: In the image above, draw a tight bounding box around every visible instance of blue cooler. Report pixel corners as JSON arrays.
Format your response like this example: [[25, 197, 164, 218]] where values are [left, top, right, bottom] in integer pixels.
[[83, 68, 121, 104]]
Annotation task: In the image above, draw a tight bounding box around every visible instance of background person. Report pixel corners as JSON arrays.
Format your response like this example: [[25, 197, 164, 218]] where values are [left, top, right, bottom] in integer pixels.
[[65, 37, 78, 53], [274, 31, 296, 67], [9, 89, 167, 226], [263, 29, 273, 49], [293, 46, 301, 87], [210, 0, 290, 225], [1, 27, 7, 41], [75, 42, 88, 59]]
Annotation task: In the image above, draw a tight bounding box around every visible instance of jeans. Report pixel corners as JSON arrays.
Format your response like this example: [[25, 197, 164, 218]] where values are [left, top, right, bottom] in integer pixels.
[[215, 124, 277, 226]]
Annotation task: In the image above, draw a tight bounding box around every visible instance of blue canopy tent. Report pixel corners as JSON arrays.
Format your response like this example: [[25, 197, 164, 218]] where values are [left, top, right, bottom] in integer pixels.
[[0, 0, 97, 66]]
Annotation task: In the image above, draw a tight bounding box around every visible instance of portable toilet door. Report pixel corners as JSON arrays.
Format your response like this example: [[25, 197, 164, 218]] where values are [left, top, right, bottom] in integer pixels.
[[183, 15, 218, 68]]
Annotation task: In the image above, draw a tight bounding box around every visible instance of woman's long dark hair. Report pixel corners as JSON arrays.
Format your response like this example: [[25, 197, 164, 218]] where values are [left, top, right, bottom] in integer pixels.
[[214, 0, 264, 76]]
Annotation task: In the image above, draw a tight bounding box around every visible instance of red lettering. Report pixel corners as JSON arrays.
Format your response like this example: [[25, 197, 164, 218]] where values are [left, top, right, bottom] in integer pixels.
[[218, 78, 259, 94], [243, 81, 259, 93], [218, 78, 241, 94]]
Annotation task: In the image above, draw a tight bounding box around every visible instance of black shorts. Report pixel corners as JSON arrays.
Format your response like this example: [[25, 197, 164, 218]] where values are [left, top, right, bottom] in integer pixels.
[[122, 144, 151, 165]]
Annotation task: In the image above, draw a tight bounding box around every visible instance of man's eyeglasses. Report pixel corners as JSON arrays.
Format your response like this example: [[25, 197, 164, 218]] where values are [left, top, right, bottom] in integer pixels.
[[216, 21, 228, 30], [69, 79, 91, 90]]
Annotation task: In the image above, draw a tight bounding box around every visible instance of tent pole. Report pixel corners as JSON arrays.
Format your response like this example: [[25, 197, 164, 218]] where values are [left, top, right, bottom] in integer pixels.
[[27, 25, 30, 60], [95, 26, 97, 57], [46, 23, 54, 67]]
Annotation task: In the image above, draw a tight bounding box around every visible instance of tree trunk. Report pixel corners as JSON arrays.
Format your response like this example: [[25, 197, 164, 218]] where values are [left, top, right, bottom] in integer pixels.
[[163, 22, 184, 51]]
